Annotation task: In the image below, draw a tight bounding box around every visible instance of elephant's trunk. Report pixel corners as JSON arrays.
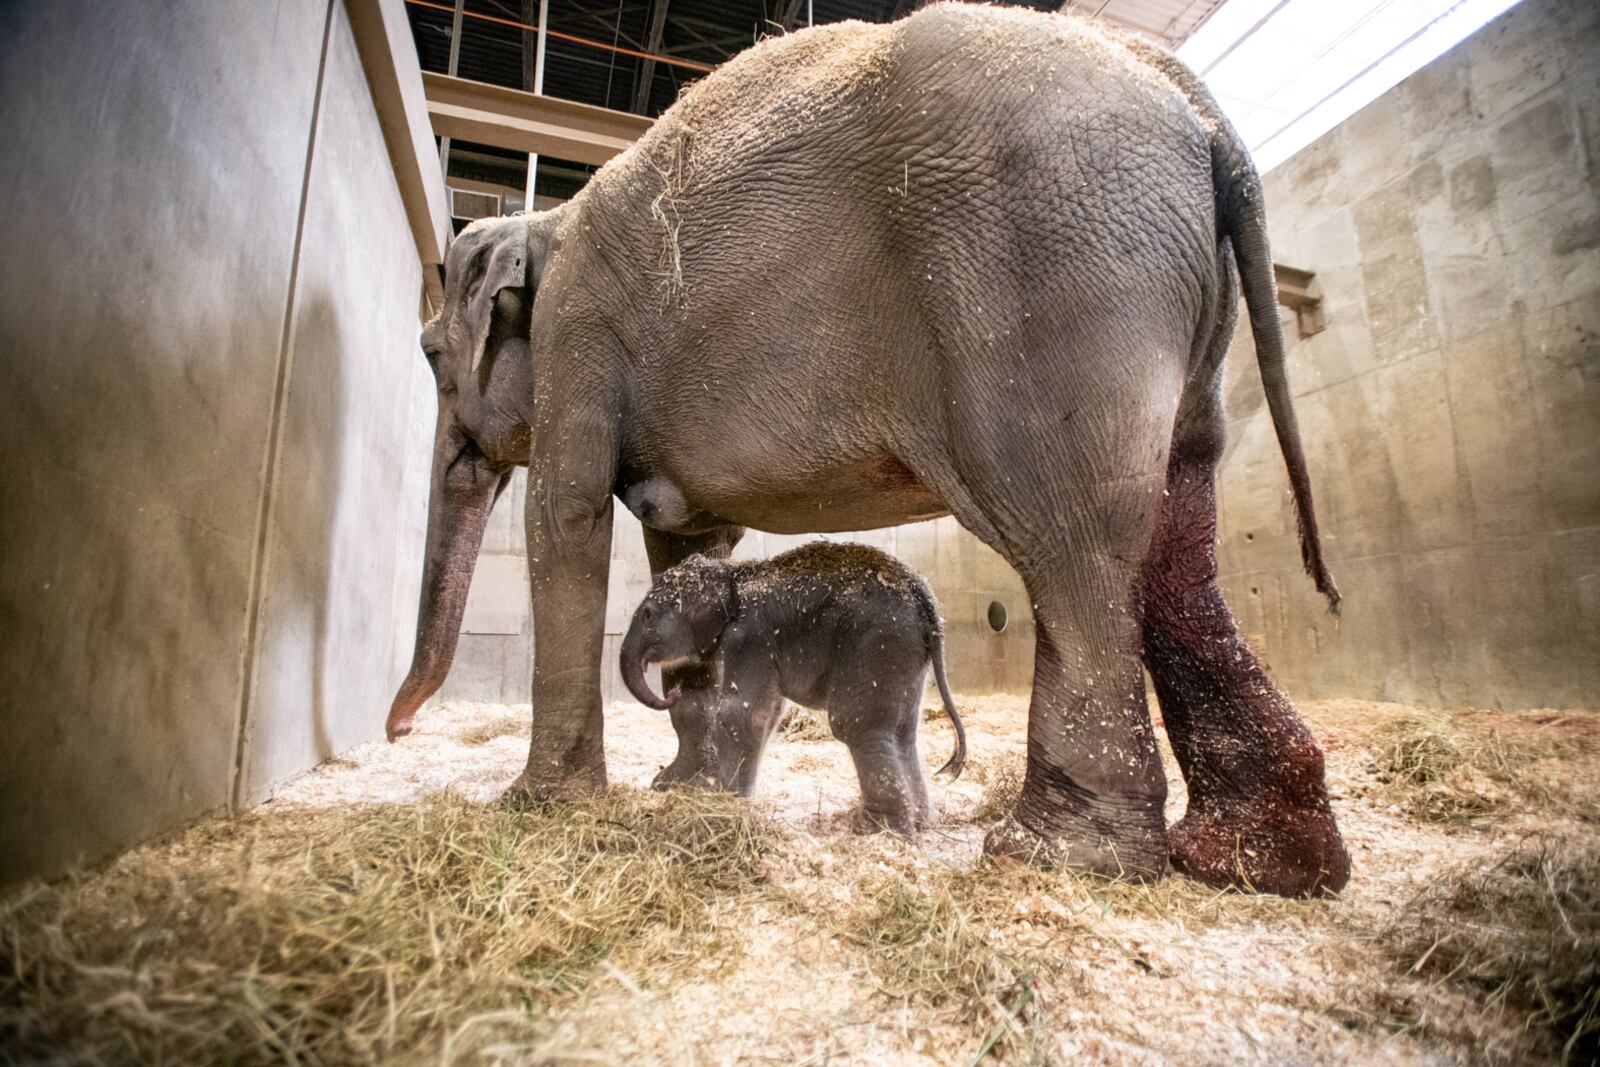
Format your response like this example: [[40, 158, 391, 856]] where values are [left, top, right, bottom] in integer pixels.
[[619, 618, 671, 710], [386, 416, 509, 741]]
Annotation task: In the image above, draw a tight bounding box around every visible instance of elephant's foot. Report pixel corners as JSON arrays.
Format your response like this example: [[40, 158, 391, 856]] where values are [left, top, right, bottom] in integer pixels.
[[499, 764, 608, 809], [850, 805, 920, 836], [651, 765, 723, 792], [983, 790, 1168, 881], [651, 742, 750, 794], [1170, 794, 1350, 897]]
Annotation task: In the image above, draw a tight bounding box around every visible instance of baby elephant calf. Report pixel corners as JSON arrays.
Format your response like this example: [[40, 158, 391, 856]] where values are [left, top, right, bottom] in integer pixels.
[[620, 542, 967, 833]]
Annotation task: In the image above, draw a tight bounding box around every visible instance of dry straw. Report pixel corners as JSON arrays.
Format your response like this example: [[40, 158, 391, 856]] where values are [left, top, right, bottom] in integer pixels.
[[1363, 710, 1598, 824], [1379, 837, 1600, 1063], [0, 788, 781, 1065], [5, 697, 1597, 1064], [778, 702, 834, 743]]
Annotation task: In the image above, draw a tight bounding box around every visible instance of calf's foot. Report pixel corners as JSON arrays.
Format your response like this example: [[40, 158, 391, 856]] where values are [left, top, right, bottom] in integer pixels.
[[850, 805, 920, 836], [651, 762, 724, 793]]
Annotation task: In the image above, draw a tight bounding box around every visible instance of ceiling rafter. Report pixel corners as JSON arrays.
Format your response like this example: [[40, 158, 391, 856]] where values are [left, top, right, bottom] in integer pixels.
[[778, 0, 807, 30], [632, 0, 672, 113]]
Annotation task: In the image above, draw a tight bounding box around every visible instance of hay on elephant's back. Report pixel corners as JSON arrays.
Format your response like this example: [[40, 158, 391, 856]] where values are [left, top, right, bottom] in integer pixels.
[[583, 18, 896, 202], [0, 788, 784, 1065], [578, 19, 898, 304]]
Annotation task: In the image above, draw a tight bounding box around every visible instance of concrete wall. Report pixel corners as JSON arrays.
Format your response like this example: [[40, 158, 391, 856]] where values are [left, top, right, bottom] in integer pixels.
[[0, 0, 434, 884], [1217, 0, 1600, 710]]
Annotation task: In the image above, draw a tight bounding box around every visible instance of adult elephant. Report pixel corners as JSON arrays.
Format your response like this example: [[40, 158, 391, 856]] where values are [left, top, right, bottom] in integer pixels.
[[386, 3, 1351, 896]]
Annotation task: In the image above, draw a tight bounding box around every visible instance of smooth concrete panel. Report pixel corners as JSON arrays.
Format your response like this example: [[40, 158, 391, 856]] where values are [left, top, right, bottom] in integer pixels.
[[439, 630, 534, 705], [1217, 0, 1600, 711], [1519, 293, 1600, 533], [463, 555, 529, 635], [238, 0, 432, 803], [0, 0, 329, 882]]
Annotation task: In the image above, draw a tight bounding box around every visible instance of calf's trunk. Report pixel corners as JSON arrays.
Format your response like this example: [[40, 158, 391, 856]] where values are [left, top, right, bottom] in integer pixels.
[[619, 619, 671, 710], [386, 416, 509, 740]]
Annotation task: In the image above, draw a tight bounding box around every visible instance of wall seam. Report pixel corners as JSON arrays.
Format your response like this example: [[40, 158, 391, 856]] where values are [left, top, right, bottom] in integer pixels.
[[229, 0, 338, 813]]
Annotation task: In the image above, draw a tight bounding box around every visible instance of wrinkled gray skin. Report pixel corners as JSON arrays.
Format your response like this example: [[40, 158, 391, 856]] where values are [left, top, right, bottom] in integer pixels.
[[619, 544, 969, 833], [386, 4, 1351, 896]]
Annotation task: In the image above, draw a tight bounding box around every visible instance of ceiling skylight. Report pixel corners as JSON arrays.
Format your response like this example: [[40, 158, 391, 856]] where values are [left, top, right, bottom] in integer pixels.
[[1178, 0, 1527, 172]]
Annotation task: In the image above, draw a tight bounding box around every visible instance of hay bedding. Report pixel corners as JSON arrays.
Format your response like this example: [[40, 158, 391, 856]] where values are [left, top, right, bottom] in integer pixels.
[[3, 698, 1596, 1065]]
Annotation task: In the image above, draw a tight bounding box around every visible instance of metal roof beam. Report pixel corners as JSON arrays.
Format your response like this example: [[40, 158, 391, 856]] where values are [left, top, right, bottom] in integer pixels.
[[423, 71, 654, 167], [347, 0, 453, 304], [633, 0, 671, 113]]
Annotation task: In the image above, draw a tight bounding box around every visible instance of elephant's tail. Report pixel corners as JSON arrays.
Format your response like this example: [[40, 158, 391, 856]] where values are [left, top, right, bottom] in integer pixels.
[[911, 578, 967, 778], [928, 632, 968, 778], [1108, 30, 1340, 614], [1213, 134, 1340, 614]]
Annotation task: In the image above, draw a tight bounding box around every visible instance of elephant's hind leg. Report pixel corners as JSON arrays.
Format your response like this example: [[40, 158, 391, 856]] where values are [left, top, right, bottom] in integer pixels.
[[981, 547, 1170, 879], [1142, 420, 1351, 897], [910, 367, 1177, 878], [839, 723, 926, 835], [832, 682, 930, 835]]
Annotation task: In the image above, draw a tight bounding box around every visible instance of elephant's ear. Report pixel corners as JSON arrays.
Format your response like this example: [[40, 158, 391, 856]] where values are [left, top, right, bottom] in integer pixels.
[[463, 226, 530, 379], [687, 561, 739, 657]]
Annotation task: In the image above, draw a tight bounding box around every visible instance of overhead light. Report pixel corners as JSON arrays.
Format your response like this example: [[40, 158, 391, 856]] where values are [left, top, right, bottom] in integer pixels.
[[1178, 0, 1527, 172]]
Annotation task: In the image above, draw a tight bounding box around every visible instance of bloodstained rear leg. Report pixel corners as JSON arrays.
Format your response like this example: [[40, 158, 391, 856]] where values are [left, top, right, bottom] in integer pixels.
[[1141, 420, 1351, 897]]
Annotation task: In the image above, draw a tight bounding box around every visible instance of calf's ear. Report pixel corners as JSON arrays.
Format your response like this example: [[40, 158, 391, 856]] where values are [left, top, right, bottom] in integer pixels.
[[688, 566, 738, 656]]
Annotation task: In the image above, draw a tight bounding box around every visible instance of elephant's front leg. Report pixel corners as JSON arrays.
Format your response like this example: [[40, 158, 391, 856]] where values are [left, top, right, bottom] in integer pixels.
[[643, 525, 746, 790], [653, 685, 721, 791], [509, 404, 619, 802]]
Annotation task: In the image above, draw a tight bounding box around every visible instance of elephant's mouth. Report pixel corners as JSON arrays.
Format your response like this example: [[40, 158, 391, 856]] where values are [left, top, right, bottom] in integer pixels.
[[651, 654, 707, 706], [446, 436, 514, 487]]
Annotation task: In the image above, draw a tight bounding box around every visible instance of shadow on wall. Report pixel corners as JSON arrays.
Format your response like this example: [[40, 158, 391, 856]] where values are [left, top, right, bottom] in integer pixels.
[[294, 292, 355, 773], [236, 279, 430, 805], [244, 291, 350, 788]]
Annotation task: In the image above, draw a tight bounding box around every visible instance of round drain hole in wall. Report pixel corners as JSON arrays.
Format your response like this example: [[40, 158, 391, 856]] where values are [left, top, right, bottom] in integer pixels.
[[986, 600, 1008, 633]]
